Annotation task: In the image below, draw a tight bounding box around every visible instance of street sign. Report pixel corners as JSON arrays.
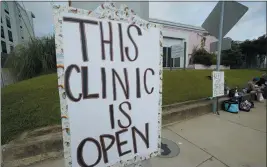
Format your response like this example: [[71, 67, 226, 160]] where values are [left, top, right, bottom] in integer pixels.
[[202, 1, 248, 39], [53, 4, 162, 167], [212, 71, 225, 97], [210, 38, 232, 52], [171, 44, 184, 58]]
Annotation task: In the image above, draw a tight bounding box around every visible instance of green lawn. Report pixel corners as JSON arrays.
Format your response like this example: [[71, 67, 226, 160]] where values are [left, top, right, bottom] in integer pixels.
[[1, 69, 264, 144]]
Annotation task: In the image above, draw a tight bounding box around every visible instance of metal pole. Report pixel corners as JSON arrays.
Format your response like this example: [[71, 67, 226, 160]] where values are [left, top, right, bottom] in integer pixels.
[[184, 42, 187, 70], [212, 1, 225, 114]]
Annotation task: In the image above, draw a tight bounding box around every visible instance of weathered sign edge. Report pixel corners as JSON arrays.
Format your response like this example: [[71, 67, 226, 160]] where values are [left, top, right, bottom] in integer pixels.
[[52, 3, 163, 167]]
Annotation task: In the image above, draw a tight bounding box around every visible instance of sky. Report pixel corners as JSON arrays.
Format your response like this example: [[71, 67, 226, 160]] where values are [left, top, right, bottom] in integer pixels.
[[20, 1, 266, 41]]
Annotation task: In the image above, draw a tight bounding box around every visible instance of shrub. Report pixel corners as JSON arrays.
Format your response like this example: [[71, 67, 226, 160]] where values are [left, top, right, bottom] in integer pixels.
[[5, 36, 56, 81], [192, 48, 213, 66]]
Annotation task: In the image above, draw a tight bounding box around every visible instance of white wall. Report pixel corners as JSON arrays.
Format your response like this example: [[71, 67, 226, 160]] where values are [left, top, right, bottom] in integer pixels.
[[188, 64, 230, 70]]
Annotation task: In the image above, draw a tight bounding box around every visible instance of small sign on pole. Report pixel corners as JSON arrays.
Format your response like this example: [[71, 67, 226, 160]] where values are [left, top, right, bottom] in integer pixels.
[[53, 4, 162, 167], [171, 44, 184, 58], [212, 71, 225, 97]]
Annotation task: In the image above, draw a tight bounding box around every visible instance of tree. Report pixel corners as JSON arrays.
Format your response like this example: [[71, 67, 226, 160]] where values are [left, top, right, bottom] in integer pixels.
[[239, 35, 267, 68], [221, 41, 243, 68], [5, 36, 56, 81]]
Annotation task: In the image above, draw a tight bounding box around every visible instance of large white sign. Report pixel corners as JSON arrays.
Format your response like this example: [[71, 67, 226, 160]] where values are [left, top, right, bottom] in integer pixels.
[[53, 4, 162, 167], [212, 71, 225, 97], [171, 44, 184, 58]]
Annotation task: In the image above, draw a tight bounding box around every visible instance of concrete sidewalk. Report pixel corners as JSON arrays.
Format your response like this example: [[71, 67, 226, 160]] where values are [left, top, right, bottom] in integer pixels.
[[28, 102, 266, 167]]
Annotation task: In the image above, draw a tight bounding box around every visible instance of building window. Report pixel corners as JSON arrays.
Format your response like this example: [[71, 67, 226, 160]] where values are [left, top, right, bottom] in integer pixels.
[[8, 30, 13, 42], [6, 16, 11, 28], [10, 45, 14, 51], [3, 1, 9, 14], [163, 47, 173, 68], [20, 29, 24, 39], [1, 41, 7, 53], [1, 26, 4, 38]]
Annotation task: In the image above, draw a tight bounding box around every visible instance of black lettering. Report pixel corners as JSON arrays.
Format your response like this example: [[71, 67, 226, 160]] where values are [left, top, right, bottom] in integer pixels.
[[77, 137, 102, 167], [118, 101, 132, 129], [132, 123, 149, 153], [63, 17, 98, 62], [65, 64, 82, 102], [101, 67, 106, 99], [118, 23, 125, 62], [99, 134, 115, 164], [81, 66, 99, 99], [99, 21, 113, 61], [112, 68, 129, 101], [144, 68, 155, 94], [125, 24, 142, 61], [115, 129, 131, 157], [109, 104, 115, 129], [136, 68, 141, 98]]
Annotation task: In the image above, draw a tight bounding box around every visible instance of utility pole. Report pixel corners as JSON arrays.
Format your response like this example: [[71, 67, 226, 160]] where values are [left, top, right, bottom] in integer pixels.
[[212, 1, 225, 114]]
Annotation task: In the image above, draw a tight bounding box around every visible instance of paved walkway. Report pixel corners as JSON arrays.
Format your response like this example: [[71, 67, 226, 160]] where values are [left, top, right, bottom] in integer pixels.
[[28, 101, 266, 167]]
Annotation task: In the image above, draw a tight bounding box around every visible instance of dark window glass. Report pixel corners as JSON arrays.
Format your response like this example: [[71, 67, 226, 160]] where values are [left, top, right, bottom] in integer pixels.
[[166, 47, 172, 67], [3, 1, 9, 14], [163, 47, 167, 67], [6, 16, 11, 28], [1, 41, 7, 53], [8, 30, 13, 42], [175, 57, 180, 68], [1, 26, 4, 38]]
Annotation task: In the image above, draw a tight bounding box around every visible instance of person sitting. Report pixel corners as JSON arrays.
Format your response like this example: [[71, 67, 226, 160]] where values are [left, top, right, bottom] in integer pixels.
[[247, 78, 260, 93], [248, 78, 265, 101], [256, 73, 267, 87]]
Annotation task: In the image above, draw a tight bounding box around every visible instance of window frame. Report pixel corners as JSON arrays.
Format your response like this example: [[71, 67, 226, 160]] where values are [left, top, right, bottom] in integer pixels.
[[1, 26, 5, 38], [3, 1, 9, 14], [8, 30, 13, 42], [1, 41, 7, 53], [6, 16, 11, 28]]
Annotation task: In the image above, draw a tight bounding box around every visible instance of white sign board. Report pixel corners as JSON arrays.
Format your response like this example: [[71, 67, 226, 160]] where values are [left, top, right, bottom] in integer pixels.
[[53, 4, 162, 167], [171, 44, 184, 58], [212, 71, 225, 97]]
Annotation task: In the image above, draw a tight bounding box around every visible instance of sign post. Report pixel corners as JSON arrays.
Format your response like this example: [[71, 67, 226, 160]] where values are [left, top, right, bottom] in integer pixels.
[[201, 1, 248, 114], [53, 3, 162, 167], [183, 42, 187, 70]]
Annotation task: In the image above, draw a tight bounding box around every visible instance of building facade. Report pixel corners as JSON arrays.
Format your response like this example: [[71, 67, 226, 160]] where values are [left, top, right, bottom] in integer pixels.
[[69, 2, 217, 69], [1, 1, 35, 55], [150, 18, 217, 68]]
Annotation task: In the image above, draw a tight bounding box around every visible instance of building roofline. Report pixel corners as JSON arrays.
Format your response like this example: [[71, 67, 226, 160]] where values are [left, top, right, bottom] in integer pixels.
[[15, 2, 35, 18], [149, 18, 208, 33]]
